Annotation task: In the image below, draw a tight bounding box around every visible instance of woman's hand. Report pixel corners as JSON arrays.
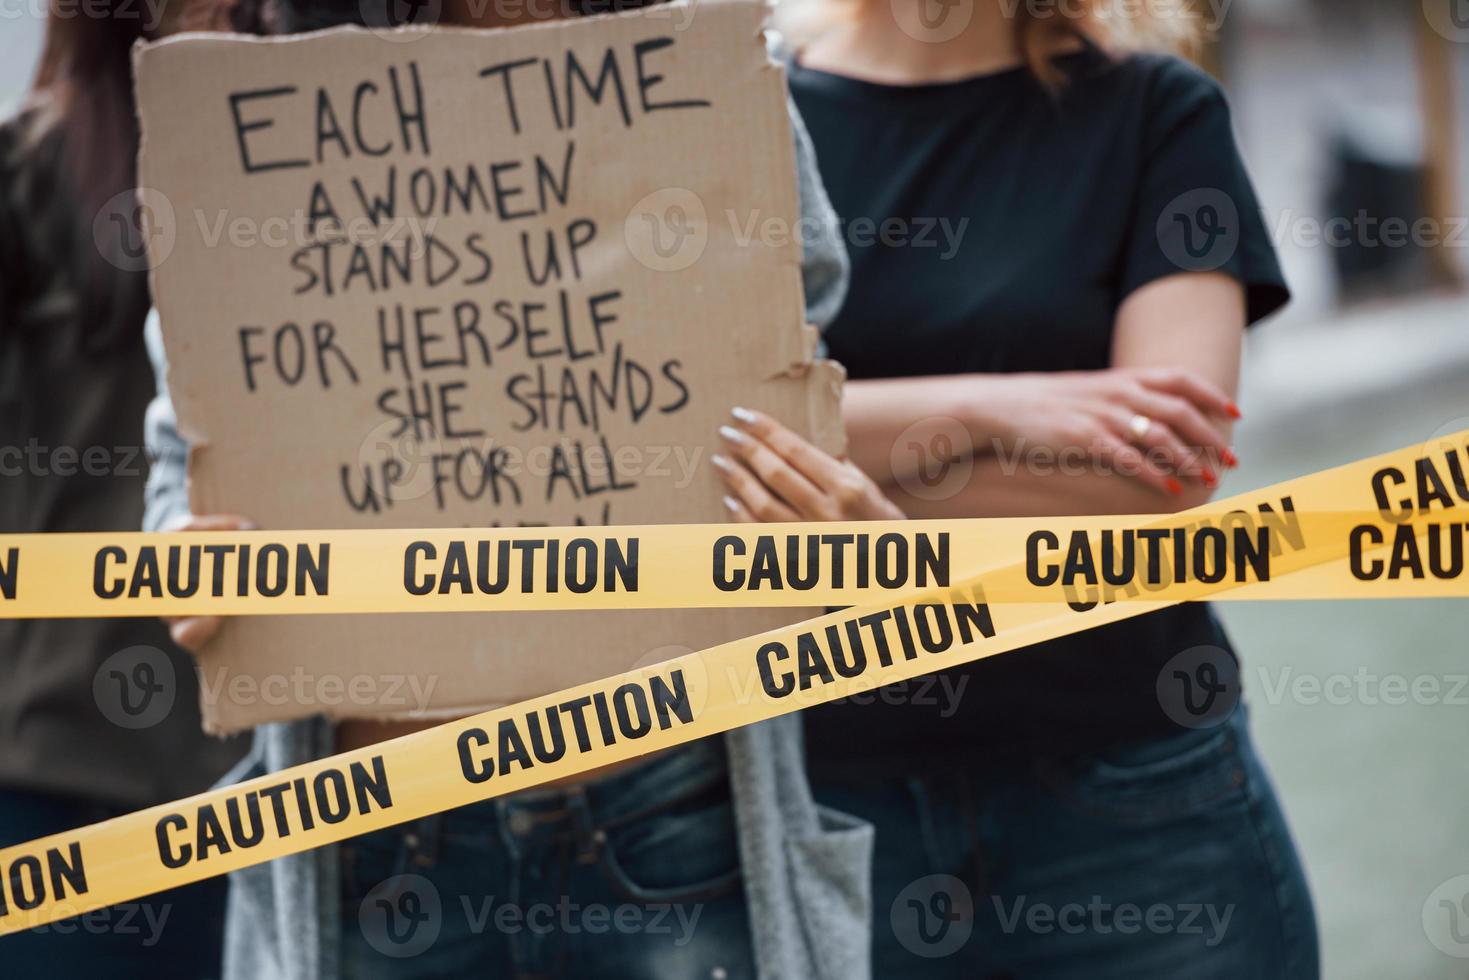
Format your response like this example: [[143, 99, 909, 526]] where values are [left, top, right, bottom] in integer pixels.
[[975, 367, 1239, 496], [844, 366, 1239, 500], [713, 407, 904, 522], [161, 513, 256, 653]]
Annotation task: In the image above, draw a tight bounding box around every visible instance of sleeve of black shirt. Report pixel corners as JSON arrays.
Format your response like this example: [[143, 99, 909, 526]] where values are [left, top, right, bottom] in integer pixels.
[[1119, 55, 1290, 327]]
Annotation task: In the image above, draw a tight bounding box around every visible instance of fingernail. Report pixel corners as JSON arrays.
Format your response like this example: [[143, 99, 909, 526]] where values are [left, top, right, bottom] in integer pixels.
[[241, 521, 260, 531], [1166, 477, 1184, 495], [1221, 448, 1238, 468], [1225, 401, 1242, 420], [710, 453, 733, 472], [718, 425, 748, 445], [722, 495, 741, 514], [1202, 467, 1218, 488], [731, 406, 758, 425]]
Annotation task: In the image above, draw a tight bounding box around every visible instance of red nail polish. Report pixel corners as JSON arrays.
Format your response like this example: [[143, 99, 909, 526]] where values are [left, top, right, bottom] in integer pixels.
[[1166, 477, 1184, 495], [1221, 448, 1238, 468], [1202, 467, 1218, 487], [1225, 402, 1242, 420]]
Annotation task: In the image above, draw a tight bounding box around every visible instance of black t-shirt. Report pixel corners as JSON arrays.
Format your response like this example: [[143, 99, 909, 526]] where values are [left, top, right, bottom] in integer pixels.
[[790, 47, 1288, 769]]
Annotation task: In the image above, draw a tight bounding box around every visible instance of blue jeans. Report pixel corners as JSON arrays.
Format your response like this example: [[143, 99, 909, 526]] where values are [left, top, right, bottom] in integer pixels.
[[0, 787, 229, 979], [813, 708, 1320, 979], [339, 738, 755, 979]]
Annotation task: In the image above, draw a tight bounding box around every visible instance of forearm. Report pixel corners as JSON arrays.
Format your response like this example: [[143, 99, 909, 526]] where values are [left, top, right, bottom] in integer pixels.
[[142, 311, 192, 532], [881, 453, 1217, 520], [143, 393, 191, 532], [843, 375, 1008, 481], [856, 273, 1246, 512]]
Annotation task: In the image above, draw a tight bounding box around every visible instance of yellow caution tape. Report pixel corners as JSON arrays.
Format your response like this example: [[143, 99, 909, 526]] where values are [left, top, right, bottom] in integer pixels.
[[0, 429, 1465, 932], [2, 428, 1469, 619]]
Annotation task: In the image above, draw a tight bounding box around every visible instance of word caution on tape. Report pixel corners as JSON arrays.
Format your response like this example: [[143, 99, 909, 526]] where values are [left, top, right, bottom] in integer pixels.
[[0, 431, 1466, 933], [4, 432, 1469, 619]]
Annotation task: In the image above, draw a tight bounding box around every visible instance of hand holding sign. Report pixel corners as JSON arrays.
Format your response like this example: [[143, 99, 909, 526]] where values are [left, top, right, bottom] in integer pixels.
[[161, 513, 259, 653]]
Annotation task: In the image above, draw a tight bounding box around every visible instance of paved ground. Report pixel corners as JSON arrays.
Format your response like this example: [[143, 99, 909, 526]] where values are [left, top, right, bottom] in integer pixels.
[[1219, 293, 1469, 979]]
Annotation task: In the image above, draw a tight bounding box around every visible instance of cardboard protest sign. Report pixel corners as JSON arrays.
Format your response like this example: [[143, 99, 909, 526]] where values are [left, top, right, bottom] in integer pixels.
[[133, 0, 844, 733]]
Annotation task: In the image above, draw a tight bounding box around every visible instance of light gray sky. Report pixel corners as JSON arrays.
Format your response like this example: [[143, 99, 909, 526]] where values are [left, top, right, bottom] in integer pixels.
[[0, 9, 44, 115]]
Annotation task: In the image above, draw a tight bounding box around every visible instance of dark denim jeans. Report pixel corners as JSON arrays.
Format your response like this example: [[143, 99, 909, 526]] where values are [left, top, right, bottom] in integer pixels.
[[813, 707, 1320, 979], [0, 787, 229, 980], [339, 738, 755, 979]]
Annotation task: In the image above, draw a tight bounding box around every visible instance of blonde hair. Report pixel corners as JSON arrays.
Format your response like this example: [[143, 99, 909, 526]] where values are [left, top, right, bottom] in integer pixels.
[[777, 0, 1206, 84]]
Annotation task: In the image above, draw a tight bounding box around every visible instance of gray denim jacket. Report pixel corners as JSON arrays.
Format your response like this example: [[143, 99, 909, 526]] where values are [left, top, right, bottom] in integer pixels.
[[143, 94, 871, 980]]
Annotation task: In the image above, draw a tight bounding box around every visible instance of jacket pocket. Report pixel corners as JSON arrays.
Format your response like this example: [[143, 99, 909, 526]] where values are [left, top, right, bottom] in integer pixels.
[[786, 805, 875, 980]]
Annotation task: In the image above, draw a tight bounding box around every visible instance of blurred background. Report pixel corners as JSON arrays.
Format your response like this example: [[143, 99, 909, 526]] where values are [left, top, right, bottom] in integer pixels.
[[1206, 5, 1469, 979], [3, 1, 1467, 976], [0, 12, 43, 114]]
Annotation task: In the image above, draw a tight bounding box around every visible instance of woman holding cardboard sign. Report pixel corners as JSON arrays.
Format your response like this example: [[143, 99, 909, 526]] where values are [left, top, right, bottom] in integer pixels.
[[145, 1, 870, 979], [717, 3, 1319, 977]]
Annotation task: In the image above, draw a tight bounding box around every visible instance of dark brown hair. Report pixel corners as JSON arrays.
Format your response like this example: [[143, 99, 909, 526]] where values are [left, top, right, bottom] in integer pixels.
[[24, 3, 156, 346], [22, 0, 257, 348]]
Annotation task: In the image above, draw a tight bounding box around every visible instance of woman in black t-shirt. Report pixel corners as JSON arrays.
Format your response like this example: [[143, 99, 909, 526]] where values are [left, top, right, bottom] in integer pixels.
[[711, 2, 1319, 977]]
